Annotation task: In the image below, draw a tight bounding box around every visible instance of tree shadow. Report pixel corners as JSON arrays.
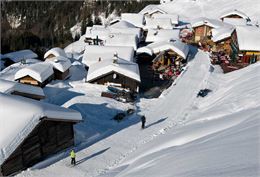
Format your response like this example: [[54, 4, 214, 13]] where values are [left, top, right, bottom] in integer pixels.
[[75, 147, 110, 165], [145, 117, 168, 129]]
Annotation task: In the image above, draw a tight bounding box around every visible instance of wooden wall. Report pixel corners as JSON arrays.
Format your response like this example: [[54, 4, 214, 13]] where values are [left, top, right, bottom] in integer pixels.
[[1, 120, 75, 176], [89, 71, 139, 92], [194, 25, 212, 42], [53, 68, 70, 80], [17, 74, 54, 88]]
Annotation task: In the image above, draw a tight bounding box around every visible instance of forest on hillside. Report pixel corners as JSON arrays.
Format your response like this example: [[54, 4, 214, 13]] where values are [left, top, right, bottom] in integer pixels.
[[0, 0, 159, 57]]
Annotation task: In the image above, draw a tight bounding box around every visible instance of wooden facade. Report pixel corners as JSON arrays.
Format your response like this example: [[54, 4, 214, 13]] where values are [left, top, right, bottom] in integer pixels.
[[17, 74, 54, 88], [45, 54, 56, 60], [53, 68, 70, 80], [89, 71, 140, 92], [193, 25, 213, 43], [0, 120, 76, 176], [214, 38, 232, 56]]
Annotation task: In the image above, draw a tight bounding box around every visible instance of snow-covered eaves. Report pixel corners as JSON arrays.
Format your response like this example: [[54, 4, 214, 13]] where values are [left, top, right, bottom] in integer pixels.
[[82, 45, 134, 67], [220, 9, 250, 20], [191, 17, 228, 29], [45, 56, 71, 73], [0, 79, 45, 98], [139, 5, 167, 16], [110, 20, 137, 29], [15, 62, 54, 83], [152, 14, 179, 25], [236, 26, 260, 51], [146, 29, 180, 43], [87, 58, 140, 83], [0, 93, 82, 166], [2, 50, 38, 63], [223, 18, 248, 26], [121, 13, 144, 28], [137, 40, 189, 59], [105, 33, 138, 50], [212, 26, 235, 42], [44, 47, 67, 59]]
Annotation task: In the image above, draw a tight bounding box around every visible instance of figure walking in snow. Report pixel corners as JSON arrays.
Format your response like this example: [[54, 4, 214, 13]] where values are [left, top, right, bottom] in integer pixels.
[[70, 149, 76, 166], [141, 115, 146, 129]]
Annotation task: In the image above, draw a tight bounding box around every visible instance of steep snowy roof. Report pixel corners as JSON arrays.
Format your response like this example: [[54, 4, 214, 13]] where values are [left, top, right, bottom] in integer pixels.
[[87, 58, 140, 83], [146, 29, 180, 43], [152, 14, 179, 25], [121, 13, 144, 28], [45, 56, 71, 72], [139, 5, 167, 16], [110, 20, 137, 29], [0, 93, 82, 166], [220, 9, 249, 20], [44, 47, 67, 59], [105, 33, 138, 50], [235, 26, 260, 51], [137, 40, 189, 59], [145, 17, 173, 30], [2, 50, 38, 63], [82, 45, 134, 66], [15, 62, 54, 83], [0, 79, 45, 97], [191, 17, 227, 29], [212, 26, 235, 42], [64, 40, 86, 54], [223, 18, 248, 26]]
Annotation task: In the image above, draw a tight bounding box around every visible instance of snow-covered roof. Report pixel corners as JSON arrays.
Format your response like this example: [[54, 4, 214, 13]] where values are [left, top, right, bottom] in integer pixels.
[[139, 5, 167, 16], [0, 93, 82, 166], [85, 25, 110, 40], [64, 40, 86, 54], [87, 58, 140, 83], [15, 62, 54, 83], [152, 14, 179, 25], [105, 33, 138, 50], [44, 47, 67, 59], [2, 50, 38, 63], [191, 17, 227, 29], [235, 26, 260, 51], [145, 17, 173, 30], [109, 27, 141, 40], [82, 45, 134, 67], [212, 26, 235, 42], [121, 13, 144, 28], [45, 56, 71, 72], [220, 9, 249, 20], [137, 40, 189, 59], [223, 18, 248, 26], [0, 79, 45, 97], [146, 29, 180, 43], [110, 20, 137, 29]]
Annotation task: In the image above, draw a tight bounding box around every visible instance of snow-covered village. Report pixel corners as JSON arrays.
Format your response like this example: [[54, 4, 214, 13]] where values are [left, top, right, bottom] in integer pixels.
[[0, 0, 260, 176]]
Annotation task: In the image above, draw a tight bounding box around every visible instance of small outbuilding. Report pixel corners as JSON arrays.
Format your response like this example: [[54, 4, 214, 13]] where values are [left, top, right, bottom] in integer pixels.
[[0, 79, 45, 100], [44, 47, 67, 60], [0, 93, 82, 176], [220, 9, 250, 22], [45, 56, 71, 80], [14, 63, 54, 87]]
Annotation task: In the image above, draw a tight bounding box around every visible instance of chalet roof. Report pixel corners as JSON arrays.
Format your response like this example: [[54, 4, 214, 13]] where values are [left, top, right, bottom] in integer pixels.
[[139, 5, 167, 16], [220, 9, 250, 20], [137, 40, 189, 59], [85, 25, 110, 40], [64, 40, 86, 54], [14, 62, 54, 83], [0, 79, 45, 97], [191, 17, 228, 29], [2, 50, 38, 63], [235, 26, 260, 51], [87, 58, 140, 83], [82, 45, 134, 67], [105, 33, 138, 50], [44, 47, 67, 59], [146, 29, 180, 43], [45, 56, 71, 72], [145, 17, 173, 30], [121, 13, 144, 28], [0, 93, 82, 166], [223, 18, 248, 26], [212, 26, 235, 42], [110, 20, 137, 29], [152, 14, 179, 25]]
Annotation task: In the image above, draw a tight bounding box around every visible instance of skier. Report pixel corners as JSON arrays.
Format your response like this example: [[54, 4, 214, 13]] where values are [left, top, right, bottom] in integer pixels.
[[141, 115, 146, 129], [70, 149, 76, 166]]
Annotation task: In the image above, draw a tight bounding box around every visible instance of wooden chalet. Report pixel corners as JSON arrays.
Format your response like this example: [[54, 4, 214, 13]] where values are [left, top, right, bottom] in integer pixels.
[[0, 93, 82, 176], [14, 63, 54, 88], [230, 26, 260, 64], [44, 47, 67, 60]]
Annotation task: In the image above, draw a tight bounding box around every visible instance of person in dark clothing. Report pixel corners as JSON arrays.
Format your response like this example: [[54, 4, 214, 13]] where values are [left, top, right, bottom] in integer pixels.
[[70, 149, 76, 166], [141, 115, 146, 129]]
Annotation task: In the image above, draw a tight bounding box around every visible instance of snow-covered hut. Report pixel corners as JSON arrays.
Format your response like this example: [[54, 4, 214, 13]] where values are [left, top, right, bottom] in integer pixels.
[[121, 13, 145, 28], [0, 79, 45, 100], [44, 47, 67, 60], [0, 93, 82, 176], [14, 63, 54, 87], [87, 56, 140, 92], [230, 26, 260, 63], [82, 45, 135, 67], [45, 56, 71, 80], [105, 33, 138, 50], [1, 50, 38, 67], [146, 29, 180, 43], [152, 14, 179, 26], [220, 9, 250, 22]]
